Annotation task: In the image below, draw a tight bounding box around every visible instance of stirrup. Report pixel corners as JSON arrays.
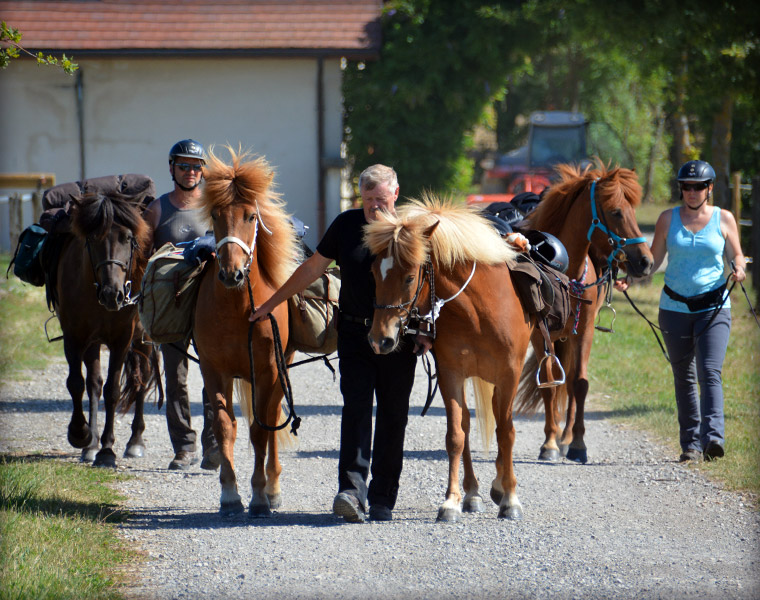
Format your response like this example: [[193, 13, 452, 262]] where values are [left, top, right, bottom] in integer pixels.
[[44, 315, 63, 343], [536, 353, 566, 389], [595, 303, 616, 333]]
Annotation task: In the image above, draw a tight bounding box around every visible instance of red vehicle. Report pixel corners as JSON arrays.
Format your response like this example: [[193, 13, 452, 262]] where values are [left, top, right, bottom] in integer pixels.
[[466, 172, 550, 205]]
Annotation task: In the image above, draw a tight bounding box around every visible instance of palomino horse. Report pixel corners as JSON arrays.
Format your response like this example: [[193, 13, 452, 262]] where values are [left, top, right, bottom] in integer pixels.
[[365, 197, 533, 521], [194, 147, 300, 516], [56, 190, 157, 467], [516, 161, 654, 463]]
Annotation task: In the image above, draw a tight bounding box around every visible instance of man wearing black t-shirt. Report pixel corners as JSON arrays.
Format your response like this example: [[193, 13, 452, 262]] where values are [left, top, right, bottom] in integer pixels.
[[250, 164, 418, 522]]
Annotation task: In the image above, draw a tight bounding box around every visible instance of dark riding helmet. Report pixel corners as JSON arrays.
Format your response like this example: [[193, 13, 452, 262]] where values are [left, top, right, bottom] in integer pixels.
[[169, 139, 206, 165], [526, 230, 569, 273], [677, 160, 715, 183]]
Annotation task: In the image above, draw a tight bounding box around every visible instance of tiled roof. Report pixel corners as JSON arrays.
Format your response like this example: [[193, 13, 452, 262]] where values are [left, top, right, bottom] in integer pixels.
[[0, 0, 382, 56]]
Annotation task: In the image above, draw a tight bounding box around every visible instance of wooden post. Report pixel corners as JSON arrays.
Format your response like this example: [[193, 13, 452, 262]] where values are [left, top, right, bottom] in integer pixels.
[[732, 172, 742, 231], [9, 193, 23, 249]]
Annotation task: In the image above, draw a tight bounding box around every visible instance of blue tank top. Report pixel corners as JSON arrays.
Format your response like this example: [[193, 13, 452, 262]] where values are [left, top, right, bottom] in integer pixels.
[[660, 206, 729, 313]]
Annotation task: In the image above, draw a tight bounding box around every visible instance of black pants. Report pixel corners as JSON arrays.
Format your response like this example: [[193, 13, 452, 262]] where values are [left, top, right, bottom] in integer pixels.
[[161, 341, 216, 455], [337, 325, 417, 510]]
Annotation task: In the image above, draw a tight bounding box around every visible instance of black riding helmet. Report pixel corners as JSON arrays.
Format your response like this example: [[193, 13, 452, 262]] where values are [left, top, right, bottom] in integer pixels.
[[677, 160, 715, 183], [525, 230, 569, 273], [169, 139, 205, 191]]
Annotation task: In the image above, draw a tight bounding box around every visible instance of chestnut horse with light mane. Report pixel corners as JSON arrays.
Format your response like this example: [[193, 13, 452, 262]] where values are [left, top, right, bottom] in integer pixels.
[[516, 161, 653, 464], [193, 147, 299, 516], [365, 197, 534, 521]]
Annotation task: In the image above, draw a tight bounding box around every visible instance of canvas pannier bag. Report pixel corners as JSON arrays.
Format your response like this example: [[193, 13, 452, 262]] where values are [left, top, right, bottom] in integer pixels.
[[8, 224, 48, 286], [287, 267, 340, 355], [138, 242, 207, 344]]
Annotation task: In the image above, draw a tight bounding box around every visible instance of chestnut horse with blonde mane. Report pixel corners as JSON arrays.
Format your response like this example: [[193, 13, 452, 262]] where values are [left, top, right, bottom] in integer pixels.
[[516, 161, 653, 463], [365, 197, 533, 521], [193, 147, 300, 516], [57, 190, 157, 467]]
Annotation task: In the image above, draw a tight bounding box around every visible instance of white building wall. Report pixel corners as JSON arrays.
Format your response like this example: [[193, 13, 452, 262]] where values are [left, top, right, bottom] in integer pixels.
[[0, 56, 344, 249]]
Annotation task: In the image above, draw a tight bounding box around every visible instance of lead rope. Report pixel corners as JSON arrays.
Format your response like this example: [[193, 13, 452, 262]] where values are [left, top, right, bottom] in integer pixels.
[[246, 275, 301, 435]]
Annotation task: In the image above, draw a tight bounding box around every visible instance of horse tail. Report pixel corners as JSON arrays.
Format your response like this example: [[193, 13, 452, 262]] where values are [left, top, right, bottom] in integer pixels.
[[233, 379, 295, 449], [514, 345, 542, 415], [117, 343, 159, 414], [469, 376, 495, 453]]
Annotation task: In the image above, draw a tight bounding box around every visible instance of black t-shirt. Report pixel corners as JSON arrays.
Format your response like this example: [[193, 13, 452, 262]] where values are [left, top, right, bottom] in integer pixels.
[[316, 209, 375, 319]]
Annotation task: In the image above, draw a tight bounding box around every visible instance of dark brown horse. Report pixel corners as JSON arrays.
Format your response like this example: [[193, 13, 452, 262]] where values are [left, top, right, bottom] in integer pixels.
[[516, 161, 654, 463], [366, 196, 534, 521], [193, 147, 300, 516], [56, 190, 156, 467]]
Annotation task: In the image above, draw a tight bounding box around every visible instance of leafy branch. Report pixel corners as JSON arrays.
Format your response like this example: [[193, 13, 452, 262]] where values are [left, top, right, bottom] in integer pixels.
[[1, 21, 78, 74]]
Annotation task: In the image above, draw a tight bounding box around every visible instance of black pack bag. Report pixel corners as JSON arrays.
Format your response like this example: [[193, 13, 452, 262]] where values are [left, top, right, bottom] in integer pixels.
[[8, 224, 48, 286]]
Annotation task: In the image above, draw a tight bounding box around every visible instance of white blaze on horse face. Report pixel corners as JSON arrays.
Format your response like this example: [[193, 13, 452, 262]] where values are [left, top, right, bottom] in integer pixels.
[[380, 254, 395, 282]]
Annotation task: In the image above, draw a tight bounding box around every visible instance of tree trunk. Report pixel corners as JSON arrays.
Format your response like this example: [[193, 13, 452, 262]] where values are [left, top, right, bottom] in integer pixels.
[[711, 94, 734, 209], [643, 110, 666, 203]]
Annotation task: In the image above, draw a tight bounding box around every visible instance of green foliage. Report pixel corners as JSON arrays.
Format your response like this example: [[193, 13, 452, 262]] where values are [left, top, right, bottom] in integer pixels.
[[1, 21, 78, 74], [343, 1, 540, 199]]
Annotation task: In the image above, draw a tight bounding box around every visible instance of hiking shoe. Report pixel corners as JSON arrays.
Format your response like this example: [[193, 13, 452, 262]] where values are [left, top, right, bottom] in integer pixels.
[[679, 449, 703, 463], [200, 447, 221, 471], [703, 442, 725, 462], [369, 505, 393, 522], [332, 492, 365, 523], [168, 451, 199, 470]]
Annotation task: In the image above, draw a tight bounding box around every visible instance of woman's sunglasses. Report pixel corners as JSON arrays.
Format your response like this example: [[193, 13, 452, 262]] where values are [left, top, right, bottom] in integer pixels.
[[680, 182, 709, 192], [175, 163, 203, 173]]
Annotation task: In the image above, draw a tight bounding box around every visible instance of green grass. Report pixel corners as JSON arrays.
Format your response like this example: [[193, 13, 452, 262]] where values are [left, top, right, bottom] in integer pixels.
[[0, 253, 63, 379], [589, 271, 760, 500], [0, 456, 136, 600]]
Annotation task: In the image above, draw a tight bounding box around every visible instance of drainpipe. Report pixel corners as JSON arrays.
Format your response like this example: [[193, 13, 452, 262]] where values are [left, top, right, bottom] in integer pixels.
[[316, 57, 326, 237], [76, 69, 86, 180]]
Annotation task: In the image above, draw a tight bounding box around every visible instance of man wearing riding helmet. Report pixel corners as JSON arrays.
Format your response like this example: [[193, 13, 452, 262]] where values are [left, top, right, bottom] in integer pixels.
[[144, 139, 220, 471], [616, 159, 746, 462]]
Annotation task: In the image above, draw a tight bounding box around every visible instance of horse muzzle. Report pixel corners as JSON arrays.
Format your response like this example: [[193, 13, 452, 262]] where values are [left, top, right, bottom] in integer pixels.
[[623, 249, 654, 278], [368, 318, 403, 355], [97, 281, 131, 311], [217, 266, 248, 288]]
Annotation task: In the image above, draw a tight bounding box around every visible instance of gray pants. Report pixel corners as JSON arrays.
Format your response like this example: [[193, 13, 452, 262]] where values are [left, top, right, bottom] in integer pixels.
[[659, 308, 731, 453], [161, 341, 215, 455]]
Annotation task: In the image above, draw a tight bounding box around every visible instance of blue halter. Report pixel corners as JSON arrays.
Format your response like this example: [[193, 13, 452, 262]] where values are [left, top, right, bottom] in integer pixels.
[[586, 179, 646, 269]]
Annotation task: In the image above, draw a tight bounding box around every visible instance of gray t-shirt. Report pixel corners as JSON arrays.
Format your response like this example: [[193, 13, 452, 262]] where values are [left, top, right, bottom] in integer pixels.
[[152, 193, 208, 250]]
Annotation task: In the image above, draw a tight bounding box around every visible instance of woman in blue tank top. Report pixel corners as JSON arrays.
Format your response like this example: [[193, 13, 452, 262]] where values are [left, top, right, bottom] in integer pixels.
[[617, 160, 746, 463]]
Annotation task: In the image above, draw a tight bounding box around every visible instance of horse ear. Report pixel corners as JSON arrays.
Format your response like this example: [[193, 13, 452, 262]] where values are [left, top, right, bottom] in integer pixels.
[[422, 220, 439, 240]]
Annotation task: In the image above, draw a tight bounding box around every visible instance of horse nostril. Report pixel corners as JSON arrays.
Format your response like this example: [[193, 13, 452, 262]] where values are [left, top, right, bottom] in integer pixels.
[[235, 270, 245, 283], [380, 337, 395, 353], [218, 270, 226, 282]]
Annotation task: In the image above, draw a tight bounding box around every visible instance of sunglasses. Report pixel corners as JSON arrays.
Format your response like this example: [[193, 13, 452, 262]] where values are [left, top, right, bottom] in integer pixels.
[[175, 163, 203, 173], [680, 182, 708, 192]]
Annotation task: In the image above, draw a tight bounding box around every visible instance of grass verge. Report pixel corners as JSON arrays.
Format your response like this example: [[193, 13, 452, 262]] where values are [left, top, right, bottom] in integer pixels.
[[0, 456, 136, 599]]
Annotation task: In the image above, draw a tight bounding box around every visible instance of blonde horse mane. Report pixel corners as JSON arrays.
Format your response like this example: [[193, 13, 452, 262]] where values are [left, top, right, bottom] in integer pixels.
[[364, 193, 518, 268], [202, 145, 300, 290], [526, 158, 642, 231]]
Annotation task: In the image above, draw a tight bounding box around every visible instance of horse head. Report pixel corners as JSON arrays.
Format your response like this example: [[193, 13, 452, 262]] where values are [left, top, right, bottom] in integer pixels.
[[70, 191, 149, 311], [201, 146, 300, 292]]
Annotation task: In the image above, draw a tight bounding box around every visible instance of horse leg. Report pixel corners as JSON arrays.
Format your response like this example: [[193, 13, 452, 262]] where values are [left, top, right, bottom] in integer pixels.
[[206, 373, 243, 515], [93, 349, 125, 468], [461, 392, 485, 513], [492, 383, 523, 520], [437, 375, 466, 523], [82, 345, 103, 462], [538, 386, 561, 461], [65, 339, 98, 461], [123, 341, 151, 459], [565, 378, 589, 464]]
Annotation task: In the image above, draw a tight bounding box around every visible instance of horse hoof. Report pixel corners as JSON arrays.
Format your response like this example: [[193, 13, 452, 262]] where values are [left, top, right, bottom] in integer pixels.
[[566, 448, 588, 464], [489, 487, 504, 506], [436, 507, 460, 523], [123, 444, 145, 459], [538, 448, 560, 461], [93, 450, 117, 468], [219, 501, 245, 517], [559, 444, 569, 458], [266, 493, 282, 510], [498, 505, 523, 520], [81, 448, 98, 463], [249, 503, 272, 518], [462, 496, 485, 513]]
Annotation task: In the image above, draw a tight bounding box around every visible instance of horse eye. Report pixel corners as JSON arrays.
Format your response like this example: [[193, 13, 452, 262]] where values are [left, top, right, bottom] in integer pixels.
[[405, 275, 415, 286], [248, 213, 257, 223], [610, 209, 623, 219]]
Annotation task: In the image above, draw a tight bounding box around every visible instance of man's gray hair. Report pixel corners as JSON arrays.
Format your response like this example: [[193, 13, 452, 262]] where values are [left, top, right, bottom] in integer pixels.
[[359, 164, 399, 194]]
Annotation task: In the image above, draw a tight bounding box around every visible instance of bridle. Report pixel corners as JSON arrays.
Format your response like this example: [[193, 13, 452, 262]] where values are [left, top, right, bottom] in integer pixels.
[[85, 232, 139, 306], [215, 218, 258, 273]]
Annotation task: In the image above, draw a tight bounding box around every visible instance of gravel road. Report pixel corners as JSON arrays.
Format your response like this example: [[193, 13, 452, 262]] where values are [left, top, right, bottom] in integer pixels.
[[1, 353, 758, 600]]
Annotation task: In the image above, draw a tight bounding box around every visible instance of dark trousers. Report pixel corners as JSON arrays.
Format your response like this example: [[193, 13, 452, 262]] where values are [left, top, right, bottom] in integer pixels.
[[161, 341, 216, 455], [337, 326, 417, 510], [659, 308, 731, 452]]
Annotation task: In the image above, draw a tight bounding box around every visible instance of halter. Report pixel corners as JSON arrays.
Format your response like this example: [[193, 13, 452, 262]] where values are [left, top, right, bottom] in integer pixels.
[[85, 233, 139, 306], [216, 218, 258, 272]]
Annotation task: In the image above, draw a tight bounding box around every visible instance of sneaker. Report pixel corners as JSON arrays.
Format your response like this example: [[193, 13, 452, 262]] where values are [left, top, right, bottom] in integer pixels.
[[369, 505, 393, 521], [200, 447, 221, 471], [703, 441, 725, 461], [679, 449, 703, 463], [332, 492, 365, 523], [168, 451, 199, 470]]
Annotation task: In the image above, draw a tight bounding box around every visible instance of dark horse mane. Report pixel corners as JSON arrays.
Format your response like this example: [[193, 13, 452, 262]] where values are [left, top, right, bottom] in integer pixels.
[[525, 159, 642, 231]]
